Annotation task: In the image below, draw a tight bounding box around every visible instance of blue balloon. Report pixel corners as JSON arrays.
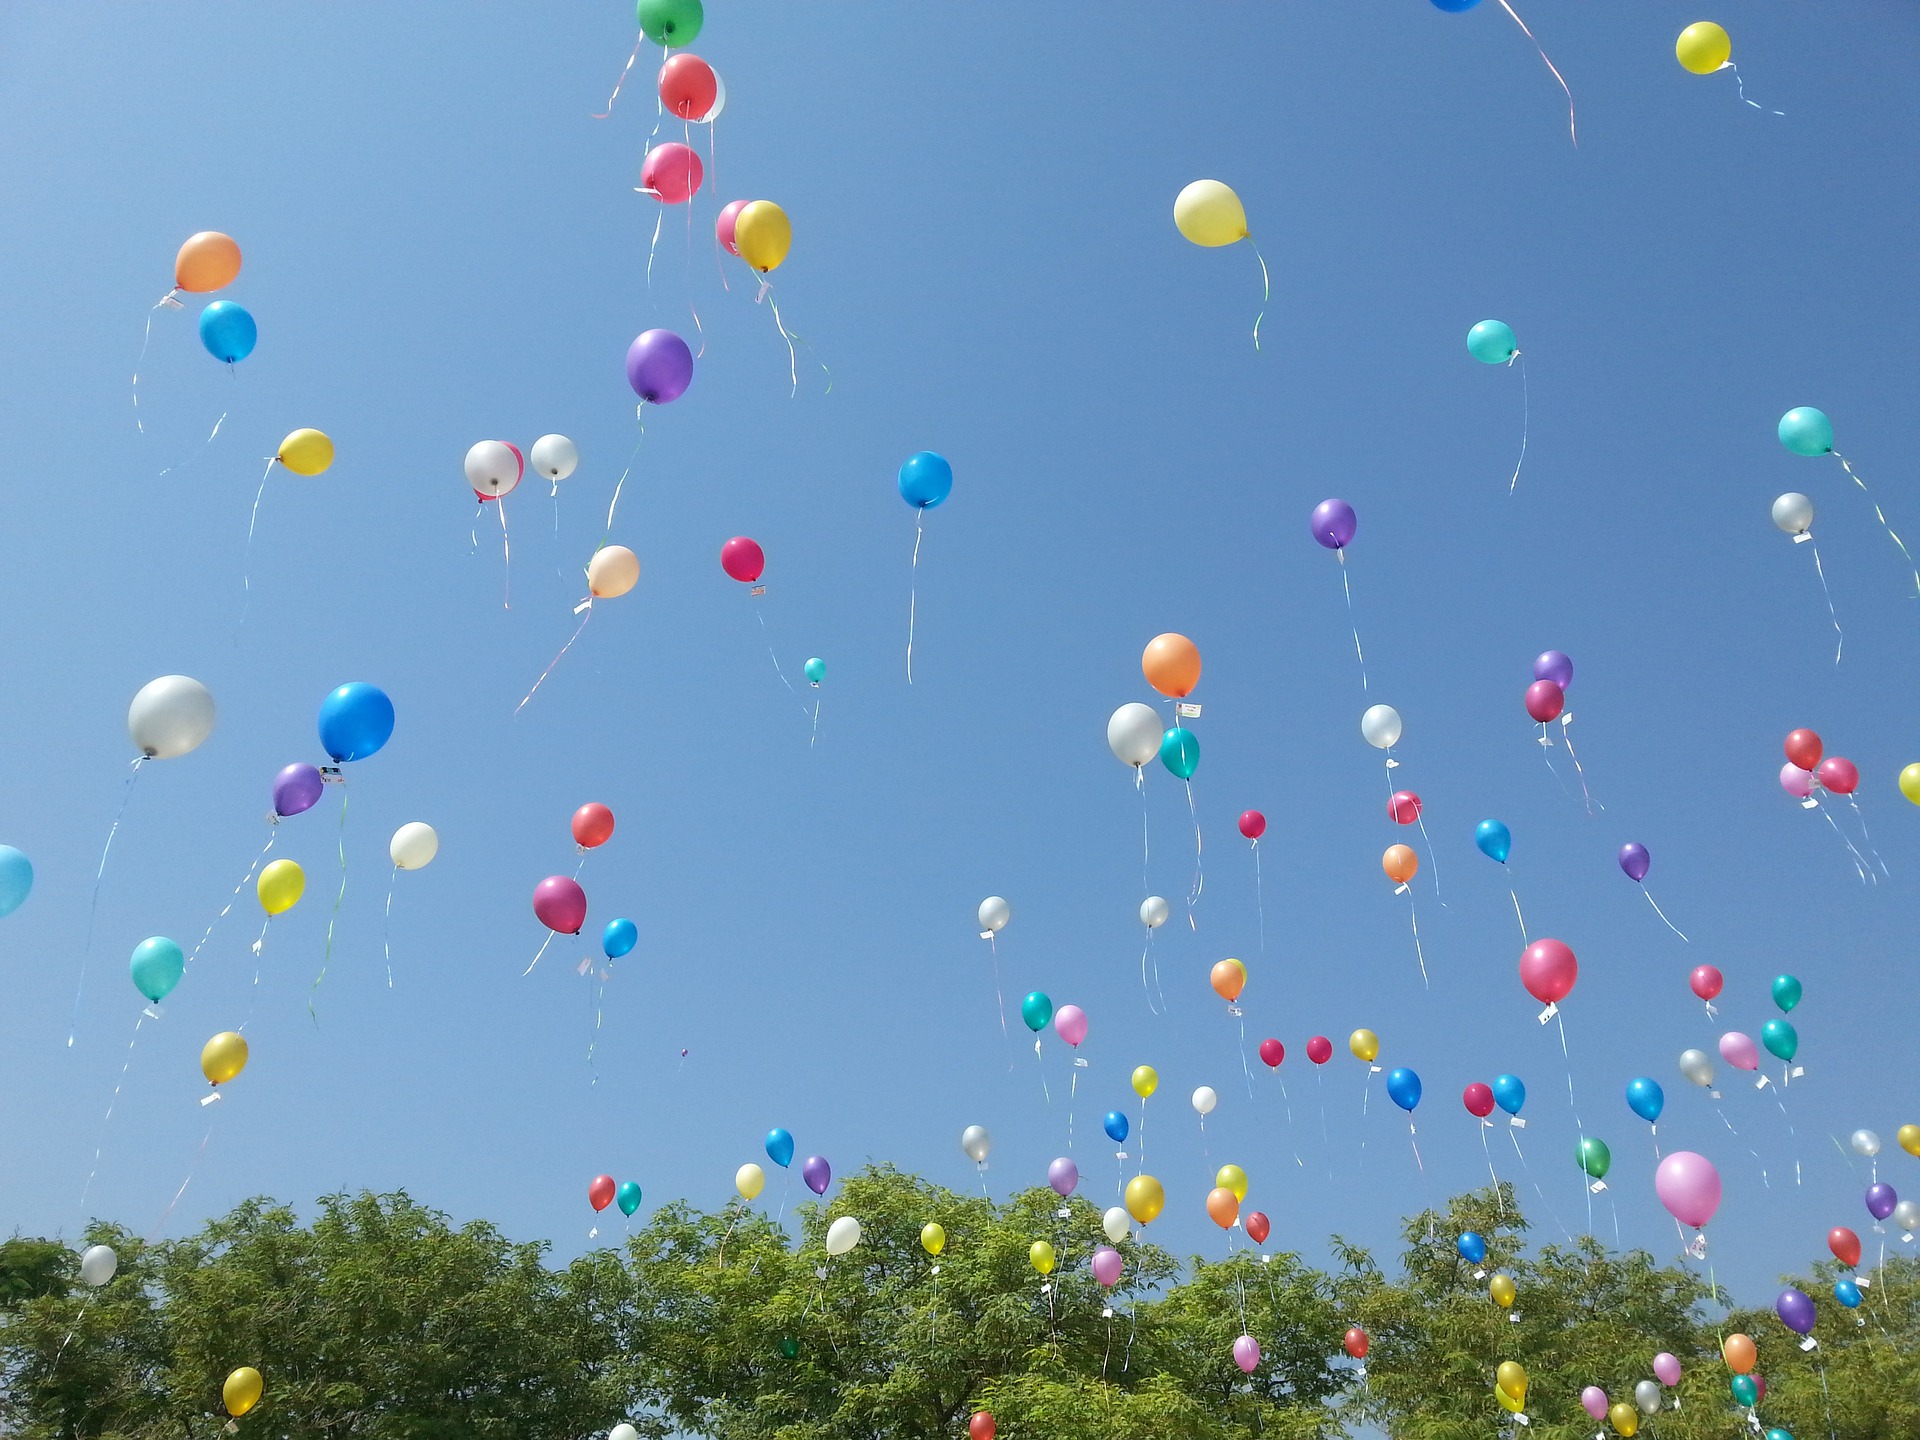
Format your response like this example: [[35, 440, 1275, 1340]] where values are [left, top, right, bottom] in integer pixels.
[[317, 682, 395, 763], [129, 936, 185, 1005], [1431, 0, 1482, 9], [1491, 1073, 1526, 1116], [897, 451, 953, 510], [1833, 1278, 1862, 1309], [1457, 1231, 1487, 1265], [1103, 1110, 1129, 1144], [1474, 819, 1512, 864], [602, 918, 638, 960], [198, 301, 257, 363], [765, 1128, 795, 1168], [1385, 1066, 1422, 1112], [0, 845, 33, 918], [1625, 1076, 1665, 1125]]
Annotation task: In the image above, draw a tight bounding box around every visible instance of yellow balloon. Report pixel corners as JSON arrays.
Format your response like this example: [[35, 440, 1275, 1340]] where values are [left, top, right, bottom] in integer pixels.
[[1125, 1173, 1166, 1225], [1215, 1164, 1249, 1203], [1900, 763, 1920, 806], [1495, 1385, 1526, 1415], [735, 1163, 765, 1201], [1496, 1360, 1527, 1402], [1489, 1273, 1516, 1308], [1029, 1240, 1055, 1276], [1675, 21, 1731, 75], [1610, 1400, 1640, 1437], [920, 1222, 946, 1257], [223, 1365, 263, 1418], [257, 858, 305, 917], [276, 428, 334, 477], [735, 200, 792, 274], [1173, 179, 1248, 248], [1348, 1028, 1379, 1063], [1898, 1122, 1920, 1158], [1131, 1064, 1159, 1100], [202, 1031, 248, 1086]]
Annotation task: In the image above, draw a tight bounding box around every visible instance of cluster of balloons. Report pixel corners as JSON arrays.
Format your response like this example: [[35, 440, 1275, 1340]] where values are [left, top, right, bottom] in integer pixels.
[[1522, 648, 1573, 725], [167, 231, 258, 365], [718, 199, 792, 274], [1777, 726, 1859, 802], [588, 1173, 645, 1219]]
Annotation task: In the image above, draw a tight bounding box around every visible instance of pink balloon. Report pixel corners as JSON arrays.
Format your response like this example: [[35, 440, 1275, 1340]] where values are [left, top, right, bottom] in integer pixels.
[[1518, 938, 1578, 1005], [1091, 1245, 1123, 1288], [1780, 763, 1814, 799], [1524, 679, 1565, 723], [639, 142, 703, 204], [1238, 809, 1267, 840], [1718, 1030, 1759, 1071], [1817, 756, 1859, 794], [1654, 1150, 1723, 1229], [1653, 1352, 1682, 1387], [1580, 1386, 1609, 1421], [533, 875, 587, 935], [1053, 1004, 1088, 1048], [720, 536, 765, 583], [716, 199, 748, 256], [1258, 1037, 1284, 1068], [1232, 1334, 1260, 1374], [1753, 1374, 1767, 1403], [1689, 964, 1724, 1002]]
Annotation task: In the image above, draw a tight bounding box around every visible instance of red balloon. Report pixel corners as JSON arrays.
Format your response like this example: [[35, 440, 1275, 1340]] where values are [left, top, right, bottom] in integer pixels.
[[572, 802, 615, 849], [716, 198, 748, 256], [640, 142, 703, 204], [658, 52, 717, 119], [1244, 1210, 1271, 1245], [969, 1413, 995, 1440], [721, 535, 765, 583], [1519, 938, 1578, 1005], [1462, 1082, 1495, 1118], [533, 875, 588, 935], [1238, 809, 1267, 840], [1829, 1226, 1862, 1268], [1343, 1325, 1370, 1359], [1689, 964, 1724, 1002], [1524, 680, 1565, 723], [1306, 1035, 1333, 1065], [1784, 728, 1823, 771], [1816, 756, 1859, 795], [1258, 1037, 1284, 1068], [1753, 1375, 1766, 1403], [588, 1174, 616, 1211], [1387, 791, 1421, 824]]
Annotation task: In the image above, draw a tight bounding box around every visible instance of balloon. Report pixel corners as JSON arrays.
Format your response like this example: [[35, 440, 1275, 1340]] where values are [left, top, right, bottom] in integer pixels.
[[1244, 1210, 1270, 1244], [1467, 320, 1518, 364], [1054, 1004, 1088, 1047], [765, 1129, 795, 1168], [1578, 1136, 1611, 1181], [626, 329, 694, 404], [1496, 1360, 1527, 1402], [1124, 1173, 1165, 1223], [1232, 1334, 1260, 1374], [1386, 1067, 1422, 1112], [1132, 1064, 1159, 1098], [129, 936, 185, 1004], [1495, 1386, 1525, 1416], [1103, 1206, 1131, 1243], [175, 231, 241, 292], [1675, 21, 1732, 74], [1382, 845, 1418, 885], [1834, 1278, 1862, 1308], [1348, 1029, 1379, 1063], [1902, 765, 1920, 806], [1107, 703, 1163, 768], [1139, 895, 1169, 930], [825, 1216, 861, 1256], [1238, 810, 1267, 840], [735, 201, 792, 273], [572, 804, 616, 849], [803, 656, 826, 685], [1609, 1400, 1640, 1437], [1829, 1226, 1861, 1267], [658, 52, 717, 118], [587, 545, 641, 599], [198, 301, 256, 363], [1581, 1387, 1610, 1422], [1783, 731, 1823, 774], [1816, 757, 1859, 794], [1519, 938, 1578, 1005], [736, 1163, 765, 1201], [977, 896, 1010, 933], [1634, 1380, 1662, 1416], [1776, 1287, 1816, 1335], [1310, 498, 1357, 550], [1690, 965, 1724, 1002], [589, 1175, 616, 1211], [1210, 959, 1246, 1003], [1865, 1183, 1898, 1221], [1524, 680, 1564, 723], [1172, 179, 1248, 247], [533, 876, 586, 935], [716, 199, 746, 256], [1091, 1245, 1123, 1287], [223, 1366, 263, 1418], [720, 536, 765, 583], [465, 440, 523, 499], [617, 1181, 642, 1216], [1474, 819, 1512, 864], [1730, 1374, 1758, 1407], [273, 764, 325, 818], [201, 1031, 247, 1086], [1901, 1123, 1920, 1157], [128, 675, 216, 759], [897, 451, 953, 509], [1655, 1151, 1722, 1228], [1306, 1036, 1333, 1065], [531, 434, 578, 482], [1772, 492, 1814, 536], [1206, 1187, 1239, 1229], [1779, 407, 1835, 456], [1719, 1031, 1759, 1071], [1360, 704, 1403, 750], [1216, 1164, 1248, 1202], [969, 1414, 995, 1440], [317, 682, 394, 763], [1457, 1231, 1486, 1264], [1491, 1073, 1525, 1115], [1159, 726, 1200, 779], [1103, 1110, 1129, 1144], [1462, 1082, 1495, 1117], [961, 1125, 991, 1164], [1387, 791, 1422, 824], [277, 428, 334, 477], [79, 1244, 117, 1287], [1894, 1199, 1920, 1234], [1724, 1332, 1757, 1374], [0, 846, 31, 918], [1191, 1085, 1217, 1116], [1625, 1077, 1664, 1125], [1047, 1157, 1079, 1196], [1343, 1326, 1369, 1359], [1532, 650, 1573, 689], [1677, 1048, 1715, 1088], [803, 1156, 832, 1194], [1141, 634, 1202, 698], [1760, 1018, 1798, 1062], [595, 918, 637, 961], [257, 858, 304, 917], [1489, 1273, 1516, 1308], [1618, 843, 1651, 882], [1653, 1352, 1681, 1387], [1020, 991, 1052, 1032], [1258, 1038, 1284, 1068], [921, 1222, 945, 1256], [636, 0, 703, 45]]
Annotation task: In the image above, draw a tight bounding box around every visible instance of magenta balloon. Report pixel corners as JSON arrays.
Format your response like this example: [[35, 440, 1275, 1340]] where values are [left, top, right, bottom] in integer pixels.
[[639, 141, 703, 204], [1054, 1004, 1088, 1048], [1718, 1031, 1759, 1071], [1618, 842, 1650, 883], [716, 199, 747, 255], [1309, 498, 1357, 550], [1653, 1352, 1682, 1387], [272, 762, 325, 817], [625, 329, 694, 404], [1518, 938, 1578, 1005], [1047, 1156, 1079, 1196], [720, 536, 765, 583], [1580, 1386, 1609, 1421], [801, 1155, 831, 1195], [1524, 679, 1565, 723], [1654, 1150, 1722, 1229], [1532, 649, 1574, 689], [1232, 1334, 1261, 1374], [1779, 763, 1814, 799], [532, 875, 587, 935], [1091, 1245, 1123, 1288]]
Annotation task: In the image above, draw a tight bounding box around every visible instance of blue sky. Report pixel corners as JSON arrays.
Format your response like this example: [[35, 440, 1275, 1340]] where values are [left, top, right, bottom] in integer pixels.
[[2, 0, 1918, 1323]]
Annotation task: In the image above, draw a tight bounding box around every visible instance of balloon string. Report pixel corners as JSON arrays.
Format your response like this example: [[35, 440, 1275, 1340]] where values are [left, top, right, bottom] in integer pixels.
[[810, 696, 821, 749], [1494, 0, 1576, 146], [1833, 451, 1920, 599], [1275, 1072, 1303, 1168], [1183, 780, 1203, 930], [755, 606, 813, 724], [1508, 883, 1528, 944], [242, 914, 272, 1028], [1034, 1037, 1051, 1104], [1408, 1120, 1425, 1176], [683, 170, 705, 359], [1771, 1087, 1801, 1185], [74, 758, 146, 1047], [906, 510, 924, 683], [1536, 720, 1575, 799], [148, 1115, 219, 1242], [516, 603, 593, 714], [1844, 795, 1890, 878], [1237, 1014, 1254, 1099], [241, 457, 278, 622], [1069, 1064, 1079, 1149], [470, 500, 481, 555], [1139, 768, 1149, 890], [1357, 1066, 1374, 1172], [308, 784, 350, 1018], [1251, 840, 1265, 955], [1819, 805, 1872, 885], [155, 407, 229, 480], [1607, 1191, 1621, 1250], [497, 500, 511, 610], [1248, 240, 1270, 352], [186, 829, 276, 969], [1641, 886, 1690, 942], [1140, 934, 1160, 1017], [1558, 714, 1601, 812], [1314, 1068, 1331, 1180], [524, 929, 556, 977], [1723, 62, 1784, 115], [1553, 1011, 1593, 1234], [1413, 810, 1443, 900], [1806, 537, 1843, 664], [605, 421, 645, 542], [1335, 548, 1367, 691], [1406, 894, 1429, 988], [382, 865, 397, 990], [591, 34, 644, 118], [586, 962, 607, 1086], [552, 481, 560, 539], [132, 292, 181, 433], [1507, 353, 1529, 494], [1478, 1123, 1505, 1215], [78, 1012, 146, 1215], [758, 281, 800, 395], [645, 206, 665, 294], [986, 933, 1012, 1061], [1508, 1127, 1574, 1243], [1714, 1096, 1769, 1187]]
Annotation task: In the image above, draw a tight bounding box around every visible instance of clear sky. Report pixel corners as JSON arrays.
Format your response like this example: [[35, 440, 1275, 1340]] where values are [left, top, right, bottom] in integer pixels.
[[1, 1, 1918, 1322]]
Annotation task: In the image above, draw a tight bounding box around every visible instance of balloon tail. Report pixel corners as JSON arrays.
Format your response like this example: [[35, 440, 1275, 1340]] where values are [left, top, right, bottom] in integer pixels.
[[1237, 1014, 1254, 1099], [1478, 1123, 1504, 1214], [604, 421, 645, 542], [758, 282, 801, 396], [585, 963, 607, 1086], [1558, 714, 1601, 812], [1413, 810, 1443, 900], [1183, 780, 1203, 930], [240, 457, 278, 622], [1641, 886, 1690, 941], [1805, 536, 1844, 664], [1406, 894, 1429, 988], [131, 293, 180, 434], [1139, 935, 1160, 1018], [1833, 451, 1920, 599], [1251, 840, 1265, 955], [755, 605, 814, 725], [1847, 795, 1890, 878], [1408, 1121, 1425, 1175], [73, 758, 146, 1047], [1335, 547, 1367, 692], [382, 865, 397, 989], [683, 190, 706, 359], [1069, 1065, 1079, 1150], [186, 829, 276, 969], [307, 784, 350, 1018], [551, 482, 560, 539], [1508, 883, 1528, 943], [1315, 1068, 1331, 1180], [1722, 61, 1784, 115], [1507, 352, 1530, 494], [497, 500, 511, 610], [1508, 1127, 1574, 1244], [1034, 1037, 1051, 1104], [1358, 1066, 1375, 1171], [906, 510, 924, 683], [242, 914, 272, 1028], [155, 408, 230, 480], [1819, 805, 1873, 885], [470, 500, 481, 555], [810, 697, 821, 749], [591, 33, 644, 117], [516, 602, 593, 714], [148, 1116, 218, 1242], [1248, 239, 1270, 351], [78, 1012, 146, 1215], [524, 929, 556, 977], [1138, 767, 1150, 890], [1494, 0, 1576, 146], [1713, 1096, 1769, 1188], [644, 203, 665, 295]]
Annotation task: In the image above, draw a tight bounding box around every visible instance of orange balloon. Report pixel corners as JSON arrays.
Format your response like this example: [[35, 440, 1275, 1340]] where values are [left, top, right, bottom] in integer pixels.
[[1723, 1333, 1756, 1375], [1142, 633, 1201, 698], [1210, 958, 1246, 1003], [175, 231, 242, 294], [1205, 1186, 1239, 1229], [1382, 844, 1418, 885]]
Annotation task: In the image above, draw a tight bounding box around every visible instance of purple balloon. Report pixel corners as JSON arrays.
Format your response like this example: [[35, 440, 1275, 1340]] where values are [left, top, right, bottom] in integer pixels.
[[1047, 1157, 1079, 1196], [1866, 1183, 1898, 1221], [1532, 649, 1574, 689], [801, 1155, 831, 1195], [1309, 498, 1357, 550], [1232, 1333, 1261, 1374], [272, 763, 325, 818], [1776, 1286, 1816, 1335], [1618, 842, 1651, 883], [625, 329, 694, 405]]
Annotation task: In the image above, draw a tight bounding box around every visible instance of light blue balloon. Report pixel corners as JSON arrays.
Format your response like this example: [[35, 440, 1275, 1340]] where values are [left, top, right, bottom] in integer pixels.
[[1474, 819, 1512, 865], [129, 936, 185, 1004], [1159, 726, 1199, 780], [1431, 0, 1483, 9], [1833, 1278, 1862, 1308], [1466, 320, 1517, 364], [1491, 1073, 1525, 1116], [897, 451, 953, 510], [765, 1128, 795, 1168], [803, 657, 826, 685], [1778, 407, 1834, 457], [602, 918, 638, 960], [1457, 1231, 1487, 1264], [1386, 1066, 1422, 1112], [0, 846, 33, 917], [198, 301, 257, 363], [317, 682, 395, 763], [1625, 1076, 1664, 1125]]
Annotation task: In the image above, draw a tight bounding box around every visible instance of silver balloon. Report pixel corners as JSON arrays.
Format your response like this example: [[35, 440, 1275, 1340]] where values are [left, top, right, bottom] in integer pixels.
[[78, 1244, 117, 1287], [1851, 1128, 1882, 1158], [1191, 1085, 1217, 1116], [611, 1426, 641, 1440], [1893, 1199, 1920, 1234], [529, 433, 578, 482], [977, 896, 1010, 933], [1677, 1048, 1715, 1088], [463, 439, 521, 498], [960, 1124, 991, 1165], [1106, 703, 1162, 768], [126, 675, 215, 760], [1139, 895, 1169, 929], [1102, 1205, 1131, 1244], [1634, 1380, 1662, 1416], [1360, 703, 1403, 750], [1771, 492, 1814, 536]]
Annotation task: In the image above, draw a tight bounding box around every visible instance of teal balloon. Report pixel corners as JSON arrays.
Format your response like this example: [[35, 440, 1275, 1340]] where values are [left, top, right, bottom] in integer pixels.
[[129, 936, 185, 1004], [1771, 973, 1802, 1013], [1021, 990, 1052, 1033], [1778, 407, 1834, 457], [1473, 819, 1511, 864], [1159, 726, 1199, 780], [0, 845, 33, 917], [1730, 1373, 1758, 1407], [616, 1180, 642, 1216], [636, 0, 702, 45], [1466, 319, 1518, 364], [1577, 1135, 1611, 1180], [803, 657, 826, 685], [1766, 1431, 1794, 1440], [1761, 1017, 1799, 1062]]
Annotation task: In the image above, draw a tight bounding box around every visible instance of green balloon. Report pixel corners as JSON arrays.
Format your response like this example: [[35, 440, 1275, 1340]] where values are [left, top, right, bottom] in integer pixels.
[[1762, 1017, 1799, 1062], [777, 1336, 799, 1359], [1778, 406, 1833, 457], [636, 0, 703, 45], [803, 657, 826, 686], [1731, 1374, 1758, 1407], [1021, 990, 1053, 1033], [1771, 973, 1802, 1013], [1466, 319, 1518, 365], [1577, 1136, 1611, 1180], [1159, 726, 1200, 781]]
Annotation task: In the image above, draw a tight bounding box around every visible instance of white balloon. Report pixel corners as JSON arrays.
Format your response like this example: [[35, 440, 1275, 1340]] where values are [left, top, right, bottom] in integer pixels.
[[698, 69, 726, 123], [960, 1124, 991, 1164], [1677, 1048, 1715, 1088], [79, 1244, 118, 1287], [127, 675, 216, 760], [1107, 703, 1163, 768], [1102, 1206, 1131, 1244], [587, 545, 641, 599], [1894, 1199, 1920, 1234], [389, 822, 439, 871], [1191, 1086, 1217, 1116], [1851, 1128, 1882, 1158], [611, 1426, 641, 1440], [1772, 492, 1813, 536], [464, 440, 522, 498], [530, 433, 578, 481], [977, 897, 1010, 933], [1634, 1380, 1662, 1416], [825, 1215, 862, 1256], [1139, 895, 1169, 929], [1360, 704, 1402, 751]]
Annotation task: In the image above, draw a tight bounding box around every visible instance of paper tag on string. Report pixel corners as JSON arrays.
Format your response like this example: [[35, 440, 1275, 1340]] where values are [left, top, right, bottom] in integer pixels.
[[1588, 1180, 1606, 1193], [1755, 1075, 1770, 1089], [200, 1092, 222, 1107], [1473, 1268, 1486, 1280], [1039, 1281, 1051, 1295], [1102, 1305, 1113, 1318], [143, 1005, 163, 1020], [1799, 1336, 1818, 1350], [1175, 702, 1202, 718], [1791, 1065, 1804, 1078], [814, 1266, 828, 1280], [1055, 1206, 1070, 1220], [1685, 1233, 1708, 1259], [1801, 796, 1819, 809], [1510, 1117, 1527, 1128], [1509, 1313, 1521, 1324], [1384, 756, 1399, 768], [1114, 1149, 1128, 1161], [1709, 1089, 1722, 1100], [750, 585, 766, 597], [1513, 1412, 1529, 1425], [978, 930, 994, 940], [1394, 882, 1409, 895], [1074, 1057, 1088, 1068], [575, 958, 592, 976], [1260, 1253, 1271, 1265], [1536, 1002, 1557, 1023], [1793, 532, 1812, 544]]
